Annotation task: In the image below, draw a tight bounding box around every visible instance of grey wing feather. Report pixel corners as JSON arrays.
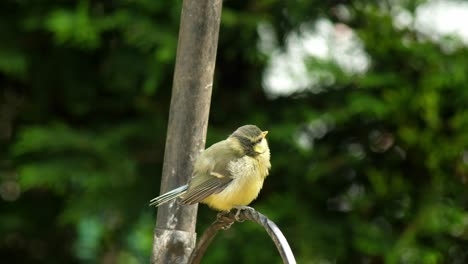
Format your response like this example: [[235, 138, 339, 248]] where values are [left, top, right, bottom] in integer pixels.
[[149, 185, 188, 207], [180, 175, 232, 205], [180, 140, 241, 205]]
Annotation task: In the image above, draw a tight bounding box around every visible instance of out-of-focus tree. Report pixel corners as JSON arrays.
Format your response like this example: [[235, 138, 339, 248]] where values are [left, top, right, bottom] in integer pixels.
[[1, 0, 468, 263]]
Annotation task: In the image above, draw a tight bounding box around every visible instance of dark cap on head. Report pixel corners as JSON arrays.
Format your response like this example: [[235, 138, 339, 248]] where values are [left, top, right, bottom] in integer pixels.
[[229, 125, 267, 157], [231, 125, 263, 139]]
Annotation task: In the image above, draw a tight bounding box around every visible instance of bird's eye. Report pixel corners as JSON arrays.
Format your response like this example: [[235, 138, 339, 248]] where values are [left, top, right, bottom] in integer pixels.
[[254, 138, 262, 144]]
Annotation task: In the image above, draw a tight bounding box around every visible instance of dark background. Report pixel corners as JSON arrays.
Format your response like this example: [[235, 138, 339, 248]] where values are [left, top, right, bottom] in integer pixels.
[[1, 0, 468, 263]]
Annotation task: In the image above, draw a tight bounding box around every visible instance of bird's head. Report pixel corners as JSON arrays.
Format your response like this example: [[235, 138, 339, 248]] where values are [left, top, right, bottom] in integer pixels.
[[229, 125, 269, 157]]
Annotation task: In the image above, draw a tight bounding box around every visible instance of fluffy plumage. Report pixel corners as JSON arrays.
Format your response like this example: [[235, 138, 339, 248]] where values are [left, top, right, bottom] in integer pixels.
[[149, 125, 271, 211]]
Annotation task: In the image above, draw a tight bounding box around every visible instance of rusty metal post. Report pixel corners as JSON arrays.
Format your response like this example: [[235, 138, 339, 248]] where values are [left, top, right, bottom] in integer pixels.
[[151, 0, 223, 263]]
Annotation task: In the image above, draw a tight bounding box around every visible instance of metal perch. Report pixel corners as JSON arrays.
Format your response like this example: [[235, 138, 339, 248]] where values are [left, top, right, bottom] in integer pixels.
[[188, 207, 296, 264]]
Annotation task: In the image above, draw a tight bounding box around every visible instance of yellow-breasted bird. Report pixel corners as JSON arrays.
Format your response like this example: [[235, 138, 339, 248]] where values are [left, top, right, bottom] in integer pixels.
[[150, 125, 271, 211]]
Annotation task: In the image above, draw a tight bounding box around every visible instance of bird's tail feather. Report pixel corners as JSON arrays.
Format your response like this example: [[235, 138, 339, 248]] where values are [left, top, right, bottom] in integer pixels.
[[149, 185, 188, 207]]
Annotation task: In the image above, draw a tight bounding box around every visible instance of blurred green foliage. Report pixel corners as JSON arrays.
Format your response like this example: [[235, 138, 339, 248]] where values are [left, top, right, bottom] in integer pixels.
[[1, 0, 468, 263]]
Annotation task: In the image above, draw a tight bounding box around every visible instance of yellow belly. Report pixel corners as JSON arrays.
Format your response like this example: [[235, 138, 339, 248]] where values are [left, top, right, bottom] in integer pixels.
[[201, 176, 264, 211]]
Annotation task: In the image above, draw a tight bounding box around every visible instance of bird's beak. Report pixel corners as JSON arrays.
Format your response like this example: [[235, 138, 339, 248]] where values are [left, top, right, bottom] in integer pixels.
[[261, 131, 269, 138]]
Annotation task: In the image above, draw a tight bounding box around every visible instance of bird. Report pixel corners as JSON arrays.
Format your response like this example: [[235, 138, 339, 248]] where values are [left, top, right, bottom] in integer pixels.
[[149, 125, 271, 212]]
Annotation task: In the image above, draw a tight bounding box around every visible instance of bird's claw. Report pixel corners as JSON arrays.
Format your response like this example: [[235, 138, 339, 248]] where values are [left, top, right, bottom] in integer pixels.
[[216, 211, 234, 230], [234, 209, 244, 222], [233, 206, 253, 222], [216, 206, 255, 229], [221, 222, 233, 230]]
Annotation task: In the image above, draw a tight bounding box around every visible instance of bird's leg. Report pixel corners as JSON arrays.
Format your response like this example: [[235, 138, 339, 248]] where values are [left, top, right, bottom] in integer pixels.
[[233, 206, 254, 222], [216, 210, 234, 230], [215, 206, 255, 229], [216, 210, 229, 220]]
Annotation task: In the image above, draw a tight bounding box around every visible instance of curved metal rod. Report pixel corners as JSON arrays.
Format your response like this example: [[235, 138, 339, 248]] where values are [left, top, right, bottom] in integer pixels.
[[188, 208, 296, 264]]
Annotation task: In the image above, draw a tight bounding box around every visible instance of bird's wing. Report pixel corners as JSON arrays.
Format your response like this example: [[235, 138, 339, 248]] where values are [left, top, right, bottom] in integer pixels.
[[179, 141, 240, 205], [179, 172, 232, 205]]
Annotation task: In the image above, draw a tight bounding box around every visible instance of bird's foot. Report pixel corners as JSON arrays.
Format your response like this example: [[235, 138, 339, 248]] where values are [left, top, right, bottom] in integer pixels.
[[216, 211, 229, 220], [233, 206, 254, 222], [216, 211, 234, 230]]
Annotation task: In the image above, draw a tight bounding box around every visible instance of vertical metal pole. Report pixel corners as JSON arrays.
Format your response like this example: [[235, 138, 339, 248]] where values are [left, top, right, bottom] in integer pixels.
[[151, 0, 223, 263]]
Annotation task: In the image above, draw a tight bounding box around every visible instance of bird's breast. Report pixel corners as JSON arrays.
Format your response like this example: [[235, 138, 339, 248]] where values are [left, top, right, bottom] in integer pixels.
[[202, 154, 270, 211]]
